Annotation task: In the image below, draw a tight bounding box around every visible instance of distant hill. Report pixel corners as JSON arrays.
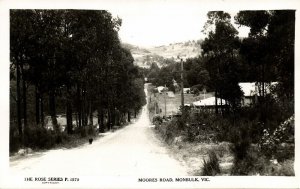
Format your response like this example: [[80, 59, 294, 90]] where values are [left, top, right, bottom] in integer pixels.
[[122, 43, 151, 54], [148, 40, 202, 60], [122, 40, 202, 68]]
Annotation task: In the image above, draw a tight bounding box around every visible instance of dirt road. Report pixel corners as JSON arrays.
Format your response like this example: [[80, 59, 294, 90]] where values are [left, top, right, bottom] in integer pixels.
[[10, 85, 187, 176]]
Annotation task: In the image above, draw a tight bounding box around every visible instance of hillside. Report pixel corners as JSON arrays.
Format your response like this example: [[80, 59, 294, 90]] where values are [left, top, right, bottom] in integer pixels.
[[148, 40, 202, 60], [122, 40, 202, 68]]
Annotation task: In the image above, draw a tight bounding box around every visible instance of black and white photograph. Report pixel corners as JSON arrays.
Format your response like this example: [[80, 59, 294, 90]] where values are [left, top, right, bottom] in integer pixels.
[[0, 0, 299, 188]]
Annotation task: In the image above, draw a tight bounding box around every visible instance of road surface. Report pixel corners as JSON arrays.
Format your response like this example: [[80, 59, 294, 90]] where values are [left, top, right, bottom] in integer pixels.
[[10, 84, 187, 176]]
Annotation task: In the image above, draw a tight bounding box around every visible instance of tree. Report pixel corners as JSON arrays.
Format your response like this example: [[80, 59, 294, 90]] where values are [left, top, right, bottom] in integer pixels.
[[184, 57, 210, 90], [202, 11, 242, 113], [10, 9, 146, 150], [235, 10, 295, 124]]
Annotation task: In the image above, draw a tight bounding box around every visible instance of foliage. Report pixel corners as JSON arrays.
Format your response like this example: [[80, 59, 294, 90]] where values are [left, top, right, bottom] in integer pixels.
[[152, 115, 163, 125], [23, 125, 66, 149], [260, 115, 294, 159], [10, 9, 146, 152], [202, 11, 242, 111], [236, 10, 294, 104], [9, 123, 22, 153], [146, 57, 211, 93], [201, 151, 221, 176]]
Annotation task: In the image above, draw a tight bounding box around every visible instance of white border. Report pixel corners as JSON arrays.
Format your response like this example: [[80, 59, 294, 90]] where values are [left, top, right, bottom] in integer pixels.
[[0, 0, 299, 188]]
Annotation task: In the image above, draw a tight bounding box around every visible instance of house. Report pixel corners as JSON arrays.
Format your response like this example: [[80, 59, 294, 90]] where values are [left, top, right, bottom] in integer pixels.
[[239, 82, 278, 106], [157, 86, 168, 93], [172, 79, 178, 88], [239, 82, 257, 106], [183, 88, 190, 94], [166, 91, 175, 98], [192, 97, 226, 107]]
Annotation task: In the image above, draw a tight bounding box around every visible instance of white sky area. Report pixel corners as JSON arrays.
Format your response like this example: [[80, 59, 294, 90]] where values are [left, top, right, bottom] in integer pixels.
[[110, 5, 250, 47]]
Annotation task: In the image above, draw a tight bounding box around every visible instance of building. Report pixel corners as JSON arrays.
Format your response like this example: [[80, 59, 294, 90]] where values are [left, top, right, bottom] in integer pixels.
[[239, 82, 278, 106], [157, 86, 168, 94], [183, 88, 190, 94], [166, 91, 175, 98], [192, 97, 226, 107], [239, 82, 257, 106]]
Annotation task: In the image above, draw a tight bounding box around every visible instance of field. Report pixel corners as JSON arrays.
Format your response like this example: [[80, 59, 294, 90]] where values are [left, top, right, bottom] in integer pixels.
[[148, 87, 214, 119]]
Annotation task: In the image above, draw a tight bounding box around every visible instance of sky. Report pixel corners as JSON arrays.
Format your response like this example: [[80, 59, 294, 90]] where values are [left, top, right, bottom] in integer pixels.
[[110, 3, 250, 47]]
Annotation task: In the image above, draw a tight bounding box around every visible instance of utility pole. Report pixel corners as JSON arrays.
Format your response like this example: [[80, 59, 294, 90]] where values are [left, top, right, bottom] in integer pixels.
[[180, 58, 184, 112], [164, 93, 167, 117]]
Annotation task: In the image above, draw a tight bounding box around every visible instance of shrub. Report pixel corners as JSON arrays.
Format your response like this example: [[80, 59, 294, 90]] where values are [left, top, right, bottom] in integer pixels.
[[201, 151, 221, 176], [229, 121, 254, 175], [9, 123, 21, 153], [152, 115, 163, 125], [275, 159, 294, 176], [260, 115, 294, 159], [88, 125, 96, 136], [23, 125, 56, 149], [80, 127, 87, 137], [164, 119, 181, 144], [230, 121, 252, 160]]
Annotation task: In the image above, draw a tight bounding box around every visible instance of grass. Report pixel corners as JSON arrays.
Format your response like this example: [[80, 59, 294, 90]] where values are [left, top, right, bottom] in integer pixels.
[[149, 90, 214, 118], [202, 151, 221, 176]]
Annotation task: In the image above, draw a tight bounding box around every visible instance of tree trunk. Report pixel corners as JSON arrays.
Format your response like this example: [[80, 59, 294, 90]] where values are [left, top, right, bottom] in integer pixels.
[[111, 107, 115, 127], [41, 94, 44, 126], [75, 113, 78, 127], [66, 85, 73, 134], [115, 109, 120, 126], [220, 96, 223, 116], [98, 110, 100, 131], [82, 87, 88, 126], [16, 61, 22, 138], [98, 108, 105, 133], [35, 85, 40, 125], [215, 90, 218, 115], [128, 111, 131, 122], [21, 65, 27, 129], [107, 108, 111, 131], [89, 100, 93, 126], [77, 83, 82, 127], [262, 64, 265, 97], [49, 89, 58, 128]]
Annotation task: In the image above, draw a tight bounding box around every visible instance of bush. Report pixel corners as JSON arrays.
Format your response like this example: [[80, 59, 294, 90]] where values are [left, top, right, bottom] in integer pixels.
[[201, 151, 221, 176], [74, 126, 96, 138], [229, 120, 252, 160], [260, 115, 294, 159], [80, 127, 87, 137], [23, 125, 57, 149], [9, 123, 21, 153], [88, 125, 96, 136], [229, 121, 254, 175], [275, 159, 294, 176], [152, 115, 163, 125], [165, 119, 181, 144]]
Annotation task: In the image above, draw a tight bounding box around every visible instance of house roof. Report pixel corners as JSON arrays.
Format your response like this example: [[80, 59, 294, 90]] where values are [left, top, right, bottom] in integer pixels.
[[166, 91, 175, 97], [193, 97, 226, 106], [157, 86, 168, 93], [239, 82, 257, 96], [239, 82, 278, 97]]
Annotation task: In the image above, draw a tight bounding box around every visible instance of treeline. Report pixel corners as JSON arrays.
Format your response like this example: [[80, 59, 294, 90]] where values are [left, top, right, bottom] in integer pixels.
[[10, 10, 146, 149], [145, 58, 210, 93]]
